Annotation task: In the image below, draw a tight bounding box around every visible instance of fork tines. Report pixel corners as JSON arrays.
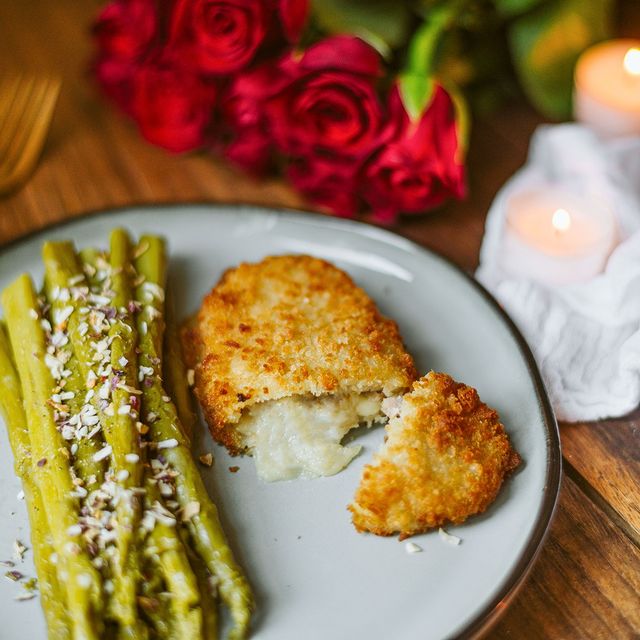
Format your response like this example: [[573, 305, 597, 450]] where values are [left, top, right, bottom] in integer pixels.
[[0, 74, 61, 196]]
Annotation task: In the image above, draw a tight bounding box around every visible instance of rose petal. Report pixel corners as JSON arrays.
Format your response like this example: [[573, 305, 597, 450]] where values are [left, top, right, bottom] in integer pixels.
[[285, 35, 381, 77]]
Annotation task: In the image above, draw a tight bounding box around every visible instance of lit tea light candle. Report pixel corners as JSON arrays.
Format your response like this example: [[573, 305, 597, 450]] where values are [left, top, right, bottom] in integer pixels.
[[501, 189, 617, 285], [552, 207, 571, 233], [574, 39, 640, 138]]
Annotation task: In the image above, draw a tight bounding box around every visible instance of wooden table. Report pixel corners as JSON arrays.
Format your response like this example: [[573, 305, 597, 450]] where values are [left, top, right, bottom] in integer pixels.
[[1, 2, 639, 638]]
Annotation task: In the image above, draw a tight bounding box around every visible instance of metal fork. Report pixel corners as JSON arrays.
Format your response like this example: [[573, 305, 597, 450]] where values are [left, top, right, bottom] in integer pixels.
[[0, 74, 61, 196]]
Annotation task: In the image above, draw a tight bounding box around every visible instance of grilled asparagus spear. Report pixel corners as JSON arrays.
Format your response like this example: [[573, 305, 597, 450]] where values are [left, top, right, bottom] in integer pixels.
[[134, 235, 253, 640], [2, 274, 103, 640], [0, 323, 71, 640]]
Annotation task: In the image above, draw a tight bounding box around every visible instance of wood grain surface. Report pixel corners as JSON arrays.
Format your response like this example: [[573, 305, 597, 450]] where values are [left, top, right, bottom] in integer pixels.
[[1, 2, 639, 639]]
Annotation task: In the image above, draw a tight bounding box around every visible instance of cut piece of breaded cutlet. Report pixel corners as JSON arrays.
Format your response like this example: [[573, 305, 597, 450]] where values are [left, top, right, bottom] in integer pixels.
[[181, 255, 417, 482], [349, 372, 521, 537]]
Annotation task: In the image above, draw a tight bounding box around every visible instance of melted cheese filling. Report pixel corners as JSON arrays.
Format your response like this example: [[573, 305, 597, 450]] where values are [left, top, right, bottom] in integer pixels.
[[238, 392, 384, 482]]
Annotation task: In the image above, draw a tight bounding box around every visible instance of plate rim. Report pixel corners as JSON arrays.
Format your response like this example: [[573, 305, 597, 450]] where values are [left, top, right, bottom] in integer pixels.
[[0, 202, 562, 639]]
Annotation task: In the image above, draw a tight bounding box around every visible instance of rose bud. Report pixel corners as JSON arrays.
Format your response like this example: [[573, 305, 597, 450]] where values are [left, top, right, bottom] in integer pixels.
[[277, 0, 309, 43], [169, 0, 269, 75], [287, 153, 362, 218], [265, 36, 386, 160], [362, 82, 466, 223], [131, 54, 217, 153]]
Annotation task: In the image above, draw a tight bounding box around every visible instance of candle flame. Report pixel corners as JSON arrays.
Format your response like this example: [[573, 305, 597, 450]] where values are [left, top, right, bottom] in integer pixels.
[[552, 208, 571, 232], [623, 47, 640, 77]]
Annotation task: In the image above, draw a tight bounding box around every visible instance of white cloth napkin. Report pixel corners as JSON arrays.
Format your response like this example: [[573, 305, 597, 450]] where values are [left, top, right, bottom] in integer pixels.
[[476, 124, 640, 422]]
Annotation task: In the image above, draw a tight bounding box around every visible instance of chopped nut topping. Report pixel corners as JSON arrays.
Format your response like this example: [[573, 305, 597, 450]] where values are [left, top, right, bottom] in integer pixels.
[[198, 453, 213, 467], [159, 482, 173, 498], [138, 595, 160, 612], [157, 438, 178, 450], [13, 540, 26, 561], [136, 422, 149, 435], [141, 282, 165, 303], [5, 570, 23, 582], [181, 501, 200, 522], [53, 305, 74, 329], [138, 365, 154, 381], [71, 486, 88, 499], [116, 383, 141, 395], [92, 445, 112, 462], [77, 573, 92, 589], [438, 528, 461, 546], [86, 370, 98, 388]]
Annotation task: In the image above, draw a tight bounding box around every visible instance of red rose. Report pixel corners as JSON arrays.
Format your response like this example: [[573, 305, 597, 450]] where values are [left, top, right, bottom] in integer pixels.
[[288, 153, 362, 217], [266, 36, 386, 159], [169, 0, 268, 75], [93, 0, 158, 112], [131, 56, 216, 153], [362, 84, 466, 223], [221, 63, 288, 174], [93, 0, 157, 61]]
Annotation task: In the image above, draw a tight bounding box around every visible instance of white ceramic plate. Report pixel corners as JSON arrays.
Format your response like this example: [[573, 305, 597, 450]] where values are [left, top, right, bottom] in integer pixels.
[[0, 204, 560, 640]]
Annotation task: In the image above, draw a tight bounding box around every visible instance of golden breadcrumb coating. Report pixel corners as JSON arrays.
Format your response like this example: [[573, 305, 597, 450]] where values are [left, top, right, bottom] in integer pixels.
[[349, 371, 521, 538], [181, 255, 417, 453]]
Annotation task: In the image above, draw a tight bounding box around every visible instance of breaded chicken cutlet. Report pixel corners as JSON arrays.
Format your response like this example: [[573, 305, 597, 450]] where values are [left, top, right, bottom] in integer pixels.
[[181, 255, 417, 481], [349, 371, 521, 537]]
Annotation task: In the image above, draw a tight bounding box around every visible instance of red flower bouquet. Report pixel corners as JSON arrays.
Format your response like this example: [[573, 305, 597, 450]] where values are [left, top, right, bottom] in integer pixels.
[[92, 0, 467, 222]]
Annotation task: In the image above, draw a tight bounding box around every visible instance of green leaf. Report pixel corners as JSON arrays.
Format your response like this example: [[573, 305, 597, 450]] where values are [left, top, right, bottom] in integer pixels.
[[398, 73, 435, 122], [493, 0, 546, 18], [310, 0, 411, 54], [508, 0, 614, 119]]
